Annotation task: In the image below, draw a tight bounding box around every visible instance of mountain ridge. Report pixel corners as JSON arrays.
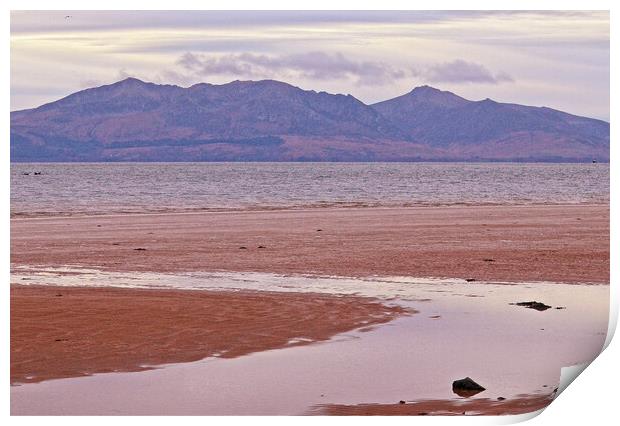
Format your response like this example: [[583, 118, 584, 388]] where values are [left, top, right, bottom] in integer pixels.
[[11, 78, 609, 162]]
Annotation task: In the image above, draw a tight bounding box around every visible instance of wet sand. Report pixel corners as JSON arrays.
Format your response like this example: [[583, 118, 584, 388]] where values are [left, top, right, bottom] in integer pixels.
[[10, 285, 408, 384], [10, 204, 609, 415], [12, 276, 606, 415], [316, 393, 554, 415], [10, 204, 609, 283]]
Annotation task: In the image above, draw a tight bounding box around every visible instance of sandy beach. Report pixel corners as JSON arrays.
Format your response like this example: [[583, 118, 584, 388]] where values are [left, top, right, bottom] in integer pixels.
[[10, 204, 609, 415], [11, 204, 609, 283], [10, 285, 408, 384], [315, 393, 555, 415]]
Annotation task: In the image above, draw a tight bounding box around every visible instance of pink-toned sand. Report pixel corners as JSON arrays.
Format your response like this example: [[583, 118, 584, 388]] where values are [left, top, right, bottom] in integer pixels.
[[11, 204, 609, 283], [10, 204, 608, 415], [11, 285, 409, 384], [315, 393, 554, 415]]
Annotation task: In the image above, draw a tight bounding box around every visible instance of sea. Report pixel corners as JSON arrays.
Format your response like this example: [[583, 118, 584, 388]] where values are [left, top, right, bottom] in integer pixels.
[[10, 162, 609, 217]]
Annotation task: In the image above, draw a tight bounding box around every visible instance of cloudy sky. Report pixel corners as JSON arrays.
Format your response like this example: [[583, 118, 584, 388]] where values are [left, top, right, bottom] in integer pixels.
[[10, 10, 610, 120]]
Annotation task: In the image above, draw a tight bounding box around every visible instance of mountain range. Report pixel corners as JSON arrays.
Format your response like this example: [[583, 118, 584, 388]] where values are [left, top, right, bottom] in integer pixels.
[[10, 78, 610, 162]]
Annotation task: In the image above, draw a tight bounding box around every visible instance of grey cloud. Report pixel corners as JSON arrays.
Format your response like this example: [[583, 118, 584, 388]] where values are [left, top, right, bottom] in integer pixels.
[[176, 52, 510, 86], [425, 60, 514, 84], [178, 52, 254, 76], [176, 51, 413, 86]]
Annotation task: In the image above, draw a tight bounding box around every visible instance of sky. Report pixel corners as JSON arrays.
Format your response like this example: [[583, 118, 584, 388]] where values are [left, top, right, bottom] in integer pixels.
[[10, 10, 610, 120]]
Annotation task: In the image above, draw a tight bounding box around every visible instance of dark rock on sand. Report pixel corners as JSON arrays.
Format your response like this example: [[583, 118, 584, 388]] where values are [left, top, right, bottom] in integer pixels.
[[465, 278, 476, 282], [239, 246, 248, 250], [452, 377, 486, 397], [555, 306, 566, 310], [133, 248, 147, 251], [399, 400, 406, 404], [258, 245, 266, 249], [483, 258, 495, 262], [497, 397, 506, 401], [510, 301, 552, 311]]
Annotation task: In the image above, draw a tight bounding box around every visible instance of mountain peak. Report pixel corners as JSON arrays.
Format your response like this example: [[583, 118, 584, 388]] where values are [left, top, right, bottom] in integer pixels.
[[114, 77, 148, 86], [409, 85, 441, 94], [226, 79, 296, 88], [101, 77, 155, 94], [407, 85, 468, 107]]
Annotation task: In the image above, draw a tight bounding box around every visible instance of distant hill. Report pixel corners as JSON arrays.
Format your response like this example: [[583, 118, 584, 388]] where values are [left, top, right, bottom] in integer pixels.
[[372, 86, 610, 162], [10, 78, 609, 162]]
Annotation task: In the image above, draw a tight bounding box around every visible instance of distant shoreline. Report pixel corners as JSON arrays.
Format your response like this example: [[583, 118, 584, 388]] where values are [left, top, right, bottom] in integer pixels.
[[9, 201, 611, 220], [10, 159, 610, 164]]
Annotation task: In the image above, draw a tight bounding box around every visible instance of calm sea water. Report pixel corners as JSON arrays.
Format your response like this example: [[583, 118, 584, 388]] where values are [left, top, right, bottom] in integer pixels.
[[10, 162, 609, 217]]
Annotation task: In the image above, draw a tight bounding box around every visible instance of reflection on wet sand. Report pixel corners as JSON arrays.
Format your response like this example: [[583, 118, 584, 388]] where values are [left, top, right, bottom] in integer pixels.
[[10, 268, 608, 415]]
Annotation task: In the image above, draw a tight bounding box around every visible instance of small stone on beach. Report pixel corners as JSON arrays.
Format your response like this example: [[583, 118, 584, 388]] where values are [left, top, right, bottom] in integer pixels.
[[239, 246, 247, 249], [465, 278, 476, 282], [510, 301, 552, 311], [133, 248, 147, 251], [452, 377, 486, 397]]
